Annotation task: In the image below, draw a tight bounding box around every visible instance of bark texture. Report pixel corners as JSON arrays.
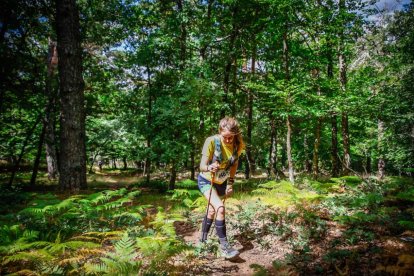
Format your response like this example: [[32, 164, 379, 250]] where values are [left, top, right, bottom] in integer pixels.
[[56, 0, 87, 192]]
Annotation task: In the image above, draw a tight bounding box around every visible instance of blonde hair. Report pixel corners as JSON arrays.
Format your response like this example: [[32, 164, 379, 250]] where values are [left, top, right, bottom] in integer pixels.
[[219, 117, 245, 152]]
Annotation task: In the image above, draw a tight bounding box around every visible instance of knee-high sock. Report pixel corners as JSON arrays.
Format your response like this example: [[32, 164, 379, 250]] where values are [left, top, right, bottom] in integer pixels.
[[200, 216, 213, 241], [215, 219, 226, 239]]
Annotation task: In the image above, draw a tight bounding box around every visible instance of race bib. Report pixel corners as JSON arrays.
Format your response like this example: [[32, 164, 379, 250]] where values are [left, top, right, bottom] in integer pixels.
[[214, 169, 230, 184]]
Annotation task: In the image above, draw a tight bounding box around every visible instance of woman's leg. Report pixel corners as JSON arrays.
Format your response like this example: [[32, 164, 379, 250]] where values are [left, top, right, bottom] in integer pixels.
[[199, 187, 224, 242], [202, 185, 239, 259], [198, 175, 223, 242]]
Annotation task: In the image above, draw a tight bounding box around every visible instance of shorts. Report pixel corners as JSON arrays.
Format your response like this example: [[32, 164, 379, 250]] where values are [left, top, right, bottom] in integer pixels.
[[198, 174, 227, 196]]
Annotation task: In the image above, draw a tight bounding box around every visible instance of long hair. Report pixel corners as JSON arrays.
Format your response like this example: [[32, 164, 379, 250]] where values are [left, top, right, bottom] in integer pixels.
[[219, 117, 245, 152]]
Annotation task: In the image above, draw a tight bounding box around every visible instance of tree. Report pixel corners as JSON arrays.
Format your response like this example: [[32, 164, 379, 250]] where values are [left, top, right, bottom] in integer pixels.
[[56, 0, 87, 192]]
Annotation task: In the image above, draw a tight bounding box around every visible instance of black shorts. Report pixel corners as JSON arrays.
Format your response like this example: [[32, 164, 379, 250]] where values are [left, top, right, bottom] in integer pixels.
[[198, 174, 227, 196]]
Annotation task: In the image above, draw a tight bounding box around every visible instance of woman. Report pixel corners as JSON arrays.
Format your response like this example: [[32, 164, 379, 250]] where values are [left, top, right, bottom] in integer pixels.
[[198, 117, 245, 259]]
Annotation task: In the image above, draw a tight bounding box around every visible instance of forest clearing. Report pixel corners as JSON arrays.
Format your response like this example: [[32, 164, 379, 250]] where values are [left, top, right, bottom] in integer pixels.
[[1, 0, 414, 275]]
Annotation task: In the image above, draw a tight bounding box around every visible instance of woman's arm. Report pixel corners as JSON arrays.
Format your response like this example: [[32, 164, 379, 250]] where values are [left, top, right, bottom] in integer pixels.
[[200, 154, 219, 172]]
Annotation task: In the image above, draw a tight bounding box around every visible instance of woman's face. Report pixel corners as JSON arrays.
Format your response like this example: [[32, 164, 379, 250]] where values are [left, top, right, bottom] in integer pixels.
[[220, 129, 235, 145]]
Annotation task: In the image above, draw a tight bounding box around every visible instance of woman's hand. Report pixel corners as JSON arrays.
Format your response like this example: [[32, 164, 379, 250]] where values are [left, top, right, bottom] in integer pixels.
[[225, 185, 233, 197], [207, 161, 220, 172], [226, 177, 234, 197]]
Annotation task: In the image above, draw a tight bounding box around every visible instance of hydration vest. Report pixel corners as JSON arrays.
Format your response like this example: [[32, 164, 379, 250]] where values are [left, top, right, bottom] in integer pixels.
[[211, 136, 238, 170]]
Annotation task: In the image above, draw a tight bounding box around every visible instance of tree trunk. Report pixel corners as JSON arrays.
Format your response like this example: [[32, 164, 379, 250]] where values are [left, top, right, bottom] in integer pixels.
[[245, 40, 256, 179], [331, 121, 339, 178], [30, 124, 46, 186], [341, 113, 351, 175], [123, 157, 127, 170], [286, 115, 294, 184], [313, 119, 322, 179], [44, 40, 59, 180], [45, 106, 59, 180], [8, 115, 42, 188], [365, 152, 372, 175], [338, 0, 351, 175], [176, 0, 186, 71], [190, 135, 195, 180], [326, 36, 340, 177], [411, 124, 414, 177], [88, 152, 99, 174], [221, 6, 238, 118], [282, 27, 294, 184], [303, 134, 311, 173], [169, 163, 176, 190], [145, 65, 152, 184], [31, 39, 59, 186], [268, 115, 277, 179], [377, 119, 385, 180], [56, 0, 87, 192]]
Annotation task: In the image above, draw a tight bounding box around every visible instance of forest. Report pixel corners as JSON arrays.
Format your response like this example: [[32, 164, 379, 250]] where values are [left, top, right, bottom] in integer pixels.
[[1, 0, 413, 275]]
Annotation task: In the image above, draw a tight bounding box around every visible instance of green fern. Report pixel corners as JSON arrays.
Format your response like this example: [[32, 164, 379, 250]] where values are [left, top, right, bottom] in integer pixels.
[[83, 233, 141, 275], [150, 208, 185, 237], [2, 249, 53, 265], [0, 240, 50, 254], [45, 240, 100, 255], [113, 211, 143, 221], [96, 198, 133, 211], [126, 190, 141, 199], [7, 269, 41, 276]]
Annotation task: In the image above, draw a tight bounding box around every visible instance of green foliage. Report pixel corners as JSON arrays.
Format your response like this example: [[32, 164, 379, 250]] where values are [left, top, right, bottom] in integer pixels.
[[330, 176, 362, 187], [250, 263, 268, 276], [0, 185, 32, 213], [135, 208, 188, 272], [343, 228, 375, 245], [16, 188, 145, 238], [251, 180, 321, 207], [168, 189, 201, 209], [398, 220, 414, 230], [175, 179, 198, 189], [84, 233, 142, 275], [135, 179, 169, 193], [395, 188, 414, 202]]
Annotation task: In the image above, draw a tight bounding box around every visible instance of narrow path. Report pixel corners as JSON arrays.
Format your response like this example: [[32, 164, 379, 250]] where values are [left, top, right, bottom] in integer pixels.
[[174, 221, 294, 275]]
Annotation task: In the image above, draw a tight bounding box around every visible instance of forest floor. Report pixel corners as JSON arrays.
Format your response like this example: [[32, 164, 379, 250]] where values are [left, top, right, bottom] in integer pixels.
[[1, 168, 414, 275]]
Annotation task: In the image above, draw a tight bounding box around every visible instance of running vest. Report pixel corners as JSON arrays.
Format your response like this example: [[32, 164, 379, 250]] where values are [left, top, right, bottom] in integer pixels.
[[202, 136, 238, 184]]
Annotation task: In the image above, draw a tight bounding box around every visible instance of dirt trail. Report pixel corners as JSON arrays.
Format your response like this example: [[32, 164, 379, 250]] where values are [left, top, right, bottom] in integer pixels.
[[174, 221, 293, 275]]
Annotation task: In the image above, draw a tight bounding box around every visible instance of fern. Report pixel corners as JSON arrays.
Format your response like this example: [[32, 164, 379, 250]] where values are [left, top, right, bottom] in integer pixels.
[[150, 208, 185, 237], [58, 248, 105, 266], [84, 262, 110, 274], [7, 269, 41, 276], [96, 198, 133, 211], [136, 236, 181, 257], [78, 231, 124, 245], [45, 240, 100, 255], [0, 240, 50, 254], [0, 224, 22, 245], [2, 249, 53, 265], [83, 233, 141, 275], [43, 197, 78, 215], [126, 190, 141, 199], [113, 211, 143, 221]]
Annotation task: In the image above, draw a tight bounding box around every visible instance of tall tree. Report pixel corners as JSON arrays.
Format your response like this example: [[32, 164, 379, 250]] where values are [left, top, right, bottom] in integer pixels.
[[338, 0, 351, 175], [56, 0, 87, 192]]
